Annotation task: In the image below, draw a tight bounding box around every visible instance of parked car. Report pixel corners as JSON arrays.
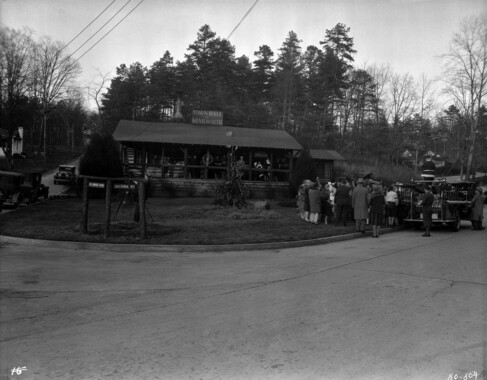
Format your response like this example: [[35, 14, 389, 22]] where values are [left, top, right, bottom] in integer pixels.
[[54, 165, 77, 186], [400, 179, 477, 231], [0, 170, 24, 209], [19, 170, 49, 205]]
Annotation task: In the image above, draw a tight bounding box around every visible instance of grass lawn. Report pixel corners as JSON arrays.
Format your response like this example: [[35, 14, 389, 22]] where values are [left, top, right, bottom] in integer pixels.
[[0, 196, 361, 245]]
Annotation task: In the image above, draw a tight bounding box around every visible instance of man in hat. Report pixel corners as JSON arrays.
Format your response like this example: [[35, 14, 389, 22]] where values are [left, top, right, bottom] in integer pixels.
[[470, 187, 485, 230], [352, 178, 368, 233], [334, 179, 351, 226], [421, 185, 435, 237]]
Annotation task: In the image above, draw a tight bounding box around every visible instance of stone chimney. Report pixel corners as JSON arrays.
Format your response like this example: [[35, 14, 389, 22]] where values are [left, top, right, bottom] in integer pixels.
[[173, 96, 184, 121], [12, 126, 24, 155]]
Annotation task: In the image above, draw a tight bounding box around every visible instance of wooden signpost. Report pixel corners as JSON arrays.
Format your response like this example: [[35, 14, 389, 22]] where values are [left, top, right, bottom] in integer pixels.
[[80, 175, 148, 239]]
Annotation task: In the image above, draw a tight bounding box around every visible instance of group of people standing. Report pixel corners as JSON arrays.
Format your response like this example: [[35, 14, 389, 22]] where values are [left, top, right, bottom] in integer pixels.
[[349, 178, 400, 238], [297, 176, 486, 237], [296, 177, 400, 238], [349, 178, 395, 238], [296, 179, 334, 225]]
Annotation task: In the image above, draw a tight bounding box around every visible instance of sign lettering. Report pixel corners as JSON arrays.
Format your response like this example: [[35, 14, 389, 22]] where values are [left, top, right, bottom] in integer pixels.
[[192, 110, 223, 125], [113, 183, 136, 190], [88, 182, 105, 189]]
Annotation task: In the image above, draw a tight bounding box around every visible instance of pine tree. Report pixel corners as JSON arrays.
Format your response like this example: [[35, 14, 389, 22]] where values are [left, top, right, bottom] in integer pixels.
[[273, 31, 304, 134]]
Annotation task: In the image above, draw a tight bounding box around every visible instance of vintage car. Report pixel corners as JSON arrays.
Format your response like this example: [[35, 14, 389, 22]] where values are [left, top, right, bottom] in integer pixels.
[[399, 179, 477, 231], [19, 170, 49, 205], [54, 165, 77, 186], [0, 170, 24, 209]]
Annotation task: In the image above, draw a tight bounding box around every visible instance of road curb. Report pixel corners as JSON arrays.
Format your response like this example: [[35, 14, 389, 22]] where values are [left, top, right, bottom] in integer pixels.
[[0, 226, 405, 252]]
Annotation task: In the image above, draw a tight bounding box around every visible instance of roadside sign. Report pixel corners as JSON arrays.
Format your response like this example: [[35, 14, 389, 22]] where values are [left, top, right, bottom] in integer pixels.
[[113, 183, 136, 190], [88, 182, 105, 189]]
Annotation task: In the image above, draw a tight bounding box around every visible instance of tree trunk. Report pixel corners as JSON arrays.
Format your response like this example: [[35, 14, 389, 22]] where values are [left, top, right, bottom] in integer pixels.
[[43, 113, 47, 169], [465, 116, 478, 180]]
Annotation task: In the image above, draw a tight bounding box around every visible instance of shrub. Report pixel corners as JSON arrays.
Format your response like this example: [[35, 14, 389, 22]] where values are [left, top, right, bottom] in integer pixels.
[[79, 133, 124, 178], [334, 157, 416, 184], [289, 150, 316, 196], [214, 163, 249, 208]]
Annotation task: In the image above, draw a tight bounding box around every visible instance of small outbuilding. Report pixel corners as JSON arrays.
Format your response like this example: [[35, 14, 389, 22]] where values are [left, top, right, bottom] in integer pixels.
[[308, 149, 346, 181]]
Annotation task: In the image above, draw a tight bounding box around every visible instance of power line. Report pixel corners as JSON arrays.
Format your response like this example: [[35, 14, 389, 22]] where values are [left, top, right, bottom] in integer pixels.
[[61, 0, 117, 52], [69, 0, 134, 58], [227, 0, 260, 40], [72, 0, 145, 65]]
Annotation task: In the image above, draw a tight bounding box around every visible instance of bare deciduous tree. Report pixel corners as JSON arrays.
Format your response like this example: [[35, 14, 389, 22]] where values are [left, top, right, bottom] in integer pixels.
[[367, 63, 390, 128], [384, 72, 419, 165], [58, 88, 85, 150], [417, 74, 436, 120], [0, 27, 34, 167], [86, 69, 111, 133], [33, 36, 81, 166], [441, 13, 487, 179], [386, 72, 418, 127]]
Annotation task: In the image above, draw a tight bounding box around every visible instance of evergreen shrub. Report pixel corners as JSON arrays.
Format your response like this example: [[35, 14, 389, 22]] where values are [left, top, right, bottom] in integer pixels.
[[79, 133, 124, 178], [78, 133, 124, 197], [289, 150, 316, 197]]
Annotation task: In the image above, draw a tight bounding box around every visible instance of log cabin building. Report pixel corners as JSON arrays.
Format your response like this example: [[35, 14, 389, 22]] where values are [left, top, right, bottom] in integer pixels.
[[113, 119, 303, 197], [112, 117, 344, 198]]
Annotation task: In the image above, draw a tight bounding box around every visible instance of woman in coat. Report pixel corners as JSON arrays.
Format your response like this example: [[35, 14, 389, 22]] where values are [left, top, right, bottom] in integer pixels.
[[470, 187, 485, 230], [368, 185, 386, 238], [296, 183, 306, 220], [308, 183, 322, 224], [302, 179, 313, 222], [320, 184, 333, 224]]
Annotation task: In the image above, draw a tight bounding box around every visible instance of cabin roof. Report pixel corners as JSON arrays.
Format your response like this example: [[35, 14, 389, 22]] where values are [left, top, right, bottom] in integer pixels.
[[308, 149, 346, 161], [113, 120, 303, 151]]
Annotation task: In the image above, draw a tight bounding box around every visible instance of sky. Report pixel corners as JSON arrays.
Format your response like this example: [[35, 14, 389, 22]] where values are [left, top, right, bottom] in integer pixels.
[[1, 0, 486, 109]]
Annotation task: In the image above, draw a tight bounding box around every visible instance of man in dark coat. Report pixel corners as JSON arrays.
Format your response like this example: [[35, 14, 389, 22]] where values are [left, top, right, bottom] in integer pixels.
[[334, 180, 351, 226], [421, 185, 435, 237], [470, 187, 485, 230]]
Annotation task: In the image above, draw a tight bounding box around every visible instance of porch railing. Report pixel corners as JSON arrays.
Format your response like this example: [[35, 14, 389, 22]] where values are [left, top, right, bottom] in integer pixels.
[[123, 163, 291, 182]]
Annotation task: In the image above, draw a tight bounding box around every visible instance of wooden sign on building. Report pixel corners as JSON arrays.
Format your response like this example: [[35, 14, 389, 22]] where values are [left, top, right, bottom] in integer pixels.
[[191, 110, 223, 126]]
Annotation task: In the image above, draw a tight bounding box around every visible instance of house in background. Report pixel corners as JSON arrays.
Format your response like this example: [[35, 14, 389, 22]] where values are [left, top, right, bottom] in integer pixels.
[[0, 127, 24, 157], [0, 127, 24, 168], [419, 151, 446, 169], [11, 127, 24, 156]]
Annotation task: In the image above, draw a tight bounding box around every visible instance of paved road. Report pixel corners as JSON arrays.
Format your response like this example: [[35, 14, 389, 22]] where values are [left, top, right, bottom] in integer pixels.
[[0, 217, 486, 380], [42, 158, 79, 196]]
